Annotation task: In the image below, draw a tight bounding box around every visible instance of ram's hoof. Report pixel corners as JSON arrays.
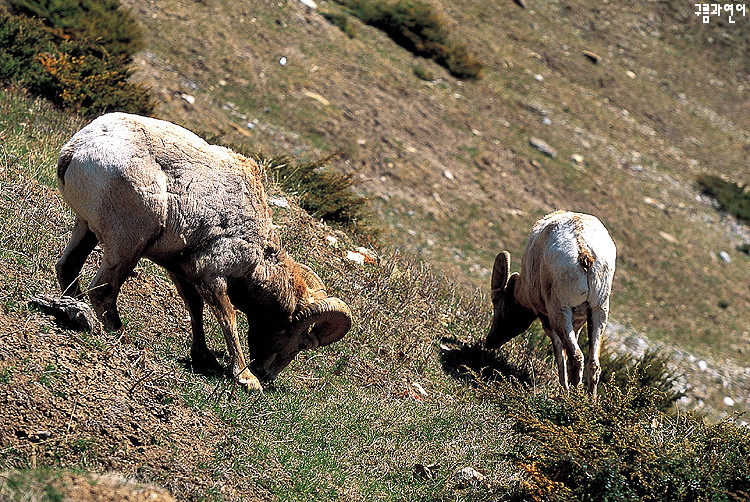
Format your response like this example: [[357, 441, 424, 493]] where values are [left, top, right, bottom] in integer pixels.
[[236, 368, 263, 392]]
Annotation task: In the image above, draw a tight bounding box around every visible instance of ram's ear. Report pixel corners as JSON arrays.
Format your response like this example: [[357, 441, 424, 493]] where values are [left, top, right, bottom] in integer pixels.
[[491, 252, 511, 292]]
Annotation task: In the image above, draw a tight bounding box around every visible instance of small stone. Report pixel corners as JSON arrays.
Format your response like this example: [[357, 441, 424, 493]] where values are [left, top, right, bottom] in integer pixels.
[[279, 56, 288, 66], [724, 396, 736, 407], [626, 70, 637, 79], [571, 153, 585, 164], [442, 170, 455, 180], [542, 117, 553, 125], [346, 251, 366, 265], [29, 296, 98, 332], [582, 50, 602, 64], [658, 231, 678, 244], [298, 0, 317, 8], [454, 466, 487, 488], [697, 360, 708, 371], [268, 196, 290, 209], [325, 235, 339, 246], [529, 137, 557, 158], [719, 251, 732, 263], [534, 74, 544, 82], [180, 94, 196, 106]]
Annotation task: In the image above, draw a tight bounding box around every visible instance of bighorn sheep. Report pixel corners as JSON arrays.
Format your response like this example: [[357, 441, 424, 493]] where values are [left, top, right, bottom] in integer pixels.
[[486, 211, 616, 396], [56, 113, 352, 391]]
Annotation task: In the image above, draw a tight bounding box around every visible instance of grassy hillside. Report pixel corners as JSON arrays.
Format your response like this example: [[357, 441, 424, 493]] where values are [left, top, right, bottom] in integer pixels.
[[118, 0, 750, 367], [2, 0, 750, 499], [2, 87, 749, 502]]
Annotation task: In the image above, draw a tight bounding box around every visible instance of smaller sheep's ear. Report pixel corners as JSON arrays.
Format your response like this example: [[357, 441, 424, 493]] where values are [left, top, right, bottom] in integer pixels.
[[491, 252, 511, 292], [506, 272, 520, 297]]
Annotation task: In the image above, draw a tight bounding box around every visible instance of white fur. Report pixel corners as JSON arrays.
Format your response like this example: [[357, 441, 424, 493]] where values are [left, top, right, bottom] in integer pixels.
[[488, 211, 616, 396]]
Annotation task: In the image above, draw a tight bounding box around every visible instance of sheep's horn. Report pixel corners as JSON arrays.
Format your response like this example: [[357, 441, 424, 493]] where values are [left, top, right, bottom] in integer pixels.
[[491, 251, 511, 291], [292, 297, 352, 347], [298, 264, 328, 300]]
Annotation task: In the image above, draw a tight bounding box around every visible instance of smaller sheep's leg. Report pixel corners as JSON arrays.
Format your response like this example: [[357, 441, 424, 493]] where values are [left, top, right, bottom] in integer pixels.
[[551, 308, 584, 388], [199, 278, 262, 392], [584, 305, 609, 398], [167, 272, 222, 373], [56, 217, 98, 297], [541, 315, 569, 389]]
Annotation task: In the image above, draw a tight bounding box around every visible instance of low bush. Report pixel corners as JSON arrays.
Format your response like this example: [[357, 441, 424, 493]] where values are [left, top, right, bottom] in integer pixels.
[[0, 8, 153, 116], [335, 0, 484, 79], [697, 174, 750, 225], [489, 383, 750, 501]]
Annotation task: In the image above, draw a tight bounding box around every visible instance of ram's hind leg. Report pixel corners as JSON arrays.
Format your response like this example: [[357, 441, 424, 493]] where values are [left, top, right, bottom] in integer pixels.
[[56, 217, 98, 297], [584, 305, 609, 398], [550, 308, 584, 388]]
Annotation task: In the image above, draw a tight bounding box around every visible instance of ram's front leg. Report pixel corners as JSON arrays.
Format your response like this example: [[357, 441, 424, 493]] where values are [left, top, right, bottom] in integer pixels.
[[201, 278, 262, 392]]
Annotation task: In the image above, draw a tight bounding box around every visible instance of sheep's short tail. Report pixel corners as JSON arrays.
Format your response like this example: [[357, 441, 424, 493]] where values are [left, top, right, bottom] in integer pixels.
[[57, 143, 75, 185]]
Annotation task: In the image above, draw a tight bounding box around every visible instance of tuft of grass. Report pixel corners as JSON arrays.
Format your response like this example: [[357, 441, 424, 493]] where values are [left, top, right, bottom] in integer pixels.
[[335, 0, 484, 79], [210, 137, 379, 239], [0, 468, 64, 502], [697, 174, 750, 225], [321, 9, 359, 39]]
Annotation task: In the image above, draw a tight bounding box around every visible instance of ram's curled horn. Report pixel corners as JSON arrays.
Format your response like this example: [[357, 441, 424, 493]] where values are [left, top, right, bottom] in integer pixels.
[[291, 297, 352, 346], [298, 264, 328, 300], [491, 251, 511, 291]]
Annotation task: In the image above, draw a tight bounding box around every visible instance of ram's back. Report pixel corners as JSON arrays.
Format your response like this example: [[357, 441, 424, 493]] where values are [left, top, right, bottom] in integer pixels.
[[57, 113, 271, 266]]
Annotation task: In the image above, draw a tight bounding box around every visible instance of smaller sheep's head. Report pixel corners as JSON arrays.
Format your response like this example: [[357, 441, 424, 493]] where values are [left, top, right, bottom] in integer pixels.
[[249, 264, 352, 382], [486, 251, 536, 349]]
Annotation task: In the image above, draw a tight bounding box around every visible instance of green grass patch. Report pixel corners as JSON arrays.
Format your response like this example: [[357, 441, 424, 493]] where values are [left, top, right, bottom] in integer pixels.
[[335, 0, 483, 79], [697, 174, 750, 225]]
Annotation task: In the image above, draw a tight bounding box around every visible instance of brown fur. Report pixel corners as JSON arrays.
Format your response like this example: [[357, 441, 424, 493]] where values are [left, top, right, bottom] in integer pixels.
[[572, 214, 595, 271]]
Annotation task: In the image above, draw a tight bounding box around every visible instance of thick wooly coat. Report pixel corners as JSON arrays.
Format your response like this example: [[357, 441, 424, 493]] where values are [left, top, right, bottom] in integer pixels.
[[56, 113, 351, 391], [486, 211, 616, 396]]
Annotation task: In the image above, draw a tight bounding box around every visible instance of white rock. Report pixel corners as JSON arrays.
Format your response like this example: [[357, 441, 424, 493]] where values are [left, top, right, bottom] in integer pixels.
[[626, 70, 637, 79], [325, 235, 339, 246], [697, 360, 708, 371], [268, 196, 290, 209], [719, 251, 732, 263], [279, 56, 288, 66], [724, 396, 736, 407], [180, 94, 196, 105], [346, 251, 366, 265], [298, 0, 317, 8], [412, 382, 428, 398], [442, 170, 455, 180]]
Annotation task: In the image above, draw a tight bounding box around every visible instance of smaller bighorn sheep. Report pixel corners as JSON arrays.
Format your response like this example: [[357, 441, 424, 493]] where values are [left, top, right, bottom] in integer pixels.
[[486, 211, 616, 396], [56, 113, 352, 391]]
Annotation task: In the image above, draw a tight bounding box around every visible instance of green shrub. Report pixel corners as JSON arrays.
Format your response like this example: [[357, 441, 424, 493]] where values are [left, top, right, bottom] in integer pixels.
[[697, 174, 750, 224], [600, 347, 683, 412], [496, 384, 750, 502], [321, 10, 358, 39], [0, 8, 153, 116], [5, 0, 143, 59], [336, 0, 483, 79]]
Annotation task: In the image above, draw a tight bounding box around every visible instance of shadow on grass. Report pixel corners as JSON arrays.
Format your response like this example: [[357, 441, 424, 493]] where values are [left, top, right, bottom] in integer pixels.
[[439, 336, 535, 386]]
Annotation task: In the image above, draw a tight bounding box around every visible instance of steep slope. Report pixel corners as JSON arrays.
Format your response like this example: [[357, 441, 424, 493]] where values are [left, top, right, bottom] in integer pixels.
[[120, 0, 749, 364]]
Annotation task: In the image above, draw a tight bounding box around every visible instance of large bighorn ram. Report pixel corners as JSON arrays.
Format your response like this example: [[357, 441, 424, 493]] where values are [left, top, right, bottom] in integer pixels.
[[56, 113, 352, 391], [486, 211, 616, 396]]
